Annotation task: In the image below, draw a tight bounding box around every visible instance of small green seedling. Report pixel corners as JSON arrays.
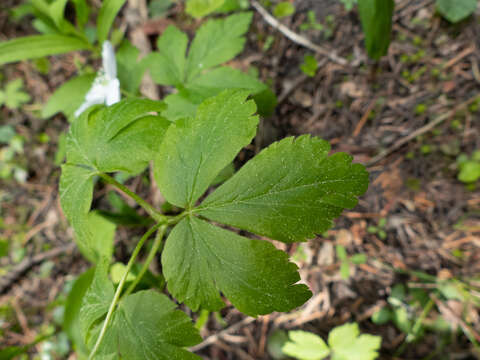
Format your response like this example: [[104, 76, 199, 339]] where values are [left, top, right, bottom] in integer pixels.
[[367, 218, 387, 240], [339, 0, 358, 11], [0, 128, 27, 183], [300, 10, 325, 31], [300, 54, 318, 77], [273, 2, 295, 18], [336, 245, 368, 280], [456, 151, 480, 185], [0, 79, 31, 109], [281, 323, 381, 360]]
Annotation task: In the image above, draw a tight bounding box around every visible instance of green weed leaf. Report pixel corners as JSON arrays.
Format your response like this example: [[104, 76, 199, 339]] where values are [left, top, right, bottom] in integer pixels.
[[282, 330, 330, 360], [148, 13, 273, 120], [197, 135, 369, 242], [0, 35, 90, 65], [154, 90, 258, 208], [163, 216, 311, 315], [328, 323, 381, 360]]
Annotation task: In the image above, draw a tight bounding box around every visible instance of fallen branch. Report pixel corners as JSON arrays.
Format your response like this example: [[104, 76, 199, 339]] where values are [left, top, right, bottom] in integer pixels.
[[250, 0, 348, 66]]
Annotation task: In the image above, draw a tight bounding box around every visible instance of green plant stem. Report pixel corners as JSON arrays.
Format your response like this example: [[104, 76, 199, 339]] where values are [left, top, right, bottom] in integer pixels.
[[88, 223, 162, 360], [99, 172, 166, 222], [124, 225, 167, 296]]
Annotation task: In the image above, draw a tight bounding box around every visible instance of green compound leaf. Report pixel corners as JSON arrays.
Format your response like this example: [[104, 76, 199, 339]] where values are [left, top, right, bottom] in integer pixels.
[[60, 99, 169, 262], [358, 0, 394, 60], [148, 12, 274, 120], [162, 216, 312, 315], [0, 34, 90, 65], [436, 0, 477, 23], [186, 0, 225, 18], [185, 12, 252, 82], [148, 26, 188, 87], [154, 90, 258, 208], [328, 323, 381, 360], [97, 0, 127, 44], [42, 74, 95, 120], [282, 331, 330, 360], [196, 135, 369, 243]]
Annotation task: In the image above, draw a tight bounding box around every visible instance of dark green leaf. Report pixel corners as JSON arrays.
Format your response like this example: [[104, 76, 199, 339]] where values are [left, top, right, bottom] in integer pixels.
[[0, 35, 90, 65], [63, 268, 95, 358], [196, 135, 369, 243], [358, 0, 394, 60], [162, 216, 312, 315], [154, 90, 258, 208]]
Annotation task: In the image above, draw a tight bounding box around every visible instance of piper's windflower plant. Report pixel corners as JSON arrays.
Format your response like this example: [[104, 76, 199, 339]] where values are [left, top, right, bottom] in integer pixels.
[[74, 41, 120, 117]]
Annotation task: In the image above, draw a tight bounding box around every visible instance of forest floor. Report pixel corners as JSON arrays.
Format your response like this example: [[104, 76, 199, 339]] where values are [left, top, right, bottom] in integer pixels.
[[0, 0, 479, 359]]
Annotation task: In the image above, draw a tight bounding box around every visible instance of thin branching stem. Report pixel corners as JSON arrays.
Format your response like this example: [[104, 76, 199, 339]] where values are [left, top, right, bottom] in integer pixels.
[[99, 172, 167, 223], [124, 225, 167, 297], [88, 222, 163, 360]]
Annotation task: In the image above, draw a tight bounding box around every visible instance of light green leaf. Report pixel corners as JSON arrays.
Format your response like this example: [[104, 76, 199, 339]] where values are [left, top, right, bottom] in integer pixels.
[[185, 12, 253, 82], [1, 79, 31, 109], [116, 40, 148, 95], [300, 54, 318, 77], [196, 135, 369, 243], [282, 330, 330, 360], [148, 25, 188, 86], [340, 261, 350, 280], [273, 2, 295, 18], [188, 66, 267, 98], [42, 74, 96, 120], [154, 90, 258, 208], [72, 0, 90, 29], [358, 0, 394, 60], [458, 160, 480, 183], [49, 0, 69, 28], [436, 0, 477, 23], [328, 323, 381, 360], [162, 216, 312, 315], [88, 290, 202, 359], [162, 92, 199, 121], [0, 35, 90, 65], [97, 0, 127, 44], [186, 0, 225, 17]]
